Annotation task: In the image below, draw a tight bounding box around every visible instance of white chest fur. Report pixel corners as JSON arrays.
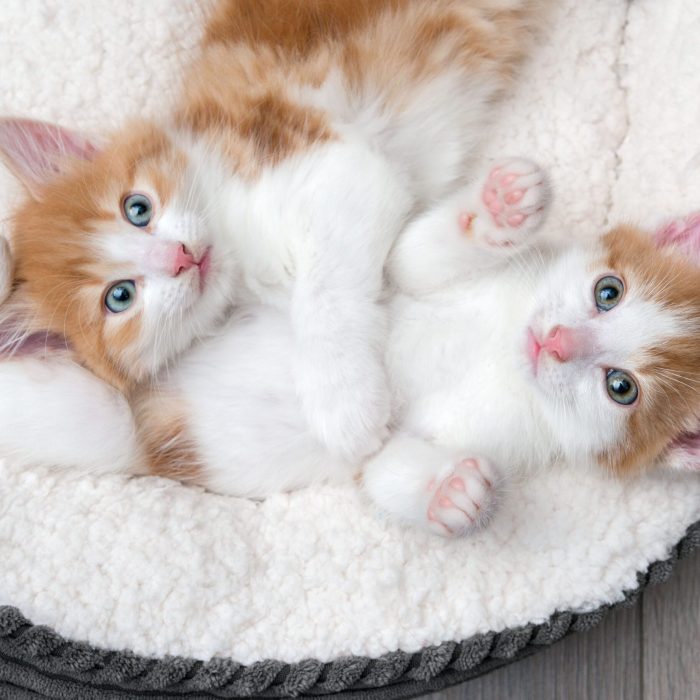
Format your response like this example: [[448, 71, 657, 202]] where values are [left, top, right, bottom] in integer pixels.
[[387, 264, 557, 473]]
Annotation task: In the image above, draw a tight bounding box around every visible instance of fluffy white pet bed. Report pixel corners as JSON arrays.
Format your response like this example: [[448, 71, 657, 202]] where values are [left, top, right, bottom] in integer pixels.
[[1, 1, 700, 697]]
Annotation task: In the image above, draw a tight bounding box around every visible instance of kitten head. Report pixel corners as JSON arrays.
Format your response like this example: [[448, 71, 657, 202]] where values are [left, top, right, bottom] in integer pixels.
[[526, 217, 700, 474], [0, 118, 232, 389]]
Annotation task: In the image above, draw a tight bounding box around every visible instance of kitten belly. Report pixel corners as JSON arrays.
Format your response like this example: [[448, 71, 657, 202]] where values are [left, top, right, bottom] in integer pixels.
[[387, 280, 546, 468]]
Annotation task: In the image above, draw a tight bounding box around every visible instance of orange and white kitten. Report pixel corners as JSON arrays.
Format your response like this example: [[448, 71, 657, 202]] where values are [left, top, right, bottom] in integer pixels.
[[0, 0, 544, 462]]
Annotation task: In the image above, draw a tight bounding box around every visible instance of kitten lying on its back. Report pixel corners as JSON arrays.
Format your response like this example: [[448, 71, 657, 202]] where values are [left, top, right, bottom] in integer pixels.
[[1, 162, 699, 537], [0, 0, 545, 463]]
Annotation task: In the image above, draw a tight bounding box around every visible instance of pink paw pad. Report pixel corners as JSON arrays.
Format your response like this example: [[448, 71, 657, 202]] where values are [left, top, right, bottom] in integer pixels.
[[480, 159, 547, 235], [426, 457, 496, 537], [505, 190, 524, 205]]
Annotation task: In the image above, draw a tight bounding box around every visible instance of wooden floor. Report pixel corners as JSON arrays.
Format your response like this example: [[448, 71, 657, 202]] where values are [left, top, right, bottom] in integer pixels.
[[426, 551, 700, 700]]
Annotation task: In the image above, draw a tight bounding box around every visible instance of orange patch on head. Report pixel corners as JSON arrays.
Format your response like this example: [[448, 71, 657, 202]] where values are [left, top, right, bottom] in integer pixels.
[[598, 225, 700, 474], [9, 120, 185, 390], [139, 145, 187, 208]]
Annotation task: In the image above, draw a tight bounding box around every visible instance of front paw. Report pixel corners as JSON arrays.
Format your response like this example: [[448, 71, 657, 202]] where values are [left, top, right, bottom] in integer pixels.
[[298, 354, 390, 461], [426, 456, 497, 537], [461, 158, 548, 248]]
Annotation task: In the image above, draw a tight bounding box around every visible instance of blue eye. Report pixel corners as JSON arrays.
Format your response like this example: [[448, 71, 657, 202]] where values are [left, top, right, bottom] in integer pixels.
[[606, 369, 638, 405], [595, 276, 624, 311], [105, 280, 136, 313], [123, 193, 152, 227]]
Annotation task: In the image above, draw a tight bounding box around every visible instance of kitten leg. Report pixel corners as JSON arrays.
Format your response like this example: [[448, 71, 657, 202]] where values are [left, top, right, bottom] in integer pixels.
[[390, 158, 548, 294], [362, 434, 498, 538], [293, 287, 392, 460], [287, 141, 413, 461]]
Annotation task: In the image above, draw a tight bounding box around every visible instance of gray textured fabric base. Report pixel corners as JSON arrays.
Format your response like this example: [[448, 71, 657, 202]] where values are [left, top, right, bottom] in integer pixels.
[[0, 520, 698, 699]]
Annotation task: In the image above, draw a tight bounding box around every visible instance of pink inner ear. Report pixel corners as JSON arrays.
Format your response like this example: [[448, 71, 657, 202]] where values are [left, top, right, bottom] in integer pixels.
[[0, 317, 69, 358], [0, 118, 99, 193], [653, 212, 700, 264], [21, 121, 98, 163], [671, 430, 700, 454], [666, 429, 700, 472]]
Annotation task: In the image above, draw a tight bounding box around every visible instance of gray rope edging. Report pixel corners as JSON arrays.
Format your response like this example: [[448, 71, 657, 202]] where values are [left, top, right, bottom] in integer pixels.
[[0, 519, 698, 699]]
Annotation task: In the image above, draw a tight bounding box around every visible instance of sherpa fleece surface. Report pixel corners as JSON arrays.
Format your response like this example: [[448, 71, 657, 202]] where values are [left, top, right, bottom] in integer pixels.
[[1, 0, 700, 667]]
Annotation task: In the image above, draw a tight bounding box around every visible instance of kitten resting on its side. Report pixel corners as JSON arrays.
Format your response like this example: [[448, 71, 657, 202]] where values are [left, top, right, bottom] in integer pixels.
[[1, 161, 699, 537], [0, 0, 546, 465]]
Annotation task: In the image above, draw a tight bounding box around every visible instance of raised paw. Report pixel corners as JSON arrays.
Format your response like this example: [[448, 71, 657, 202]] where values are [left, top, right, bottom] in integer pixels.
[[461, 158, 548, 248], [298, 351, 390, 462], [426, 457, 497, 537]]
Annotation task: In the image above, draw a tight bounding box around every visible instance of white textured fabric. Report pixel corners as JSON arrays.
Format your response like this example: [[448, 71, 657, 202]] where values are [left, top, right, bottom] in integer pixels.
[[1, 0, 699, 666]]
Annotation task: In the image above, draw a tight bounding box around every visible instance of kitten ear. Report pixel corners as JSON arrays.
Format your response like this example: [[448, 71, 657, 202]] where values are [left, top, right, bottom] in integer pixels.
[[0, 117, 101, 198], [0, 291, 70, 358], [652, 212, 700, 265], [662, 428, 700, 472], [0, 238, 70, 357]]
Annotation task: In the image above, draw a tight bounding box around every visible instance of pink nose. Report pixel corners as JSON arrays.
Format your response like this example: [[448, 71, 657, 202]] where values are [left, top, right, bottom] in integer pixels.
[[171, 244, 196, 276], [147, 243, 198, 278], [542, 325, 576, 363]]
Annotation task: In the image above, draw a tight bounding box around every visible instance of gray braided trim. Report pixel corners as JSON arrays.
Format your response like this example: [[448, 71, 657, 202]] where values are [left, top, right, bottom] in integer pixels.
[[0, 519, 698, 700]]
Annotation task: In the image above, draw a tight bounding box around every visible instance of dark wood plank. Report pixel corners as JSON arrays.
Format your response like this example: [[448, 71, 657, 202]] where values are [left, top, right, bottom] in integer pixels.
[[643, 552, 700, 700], [425, 603, 642, 700]]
